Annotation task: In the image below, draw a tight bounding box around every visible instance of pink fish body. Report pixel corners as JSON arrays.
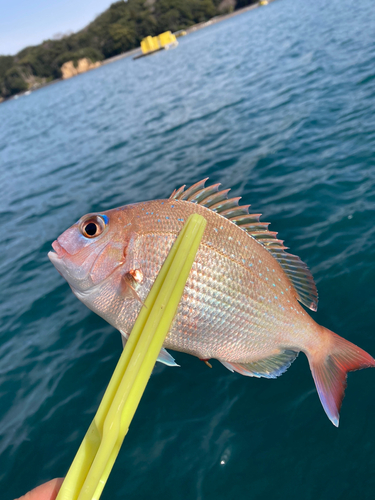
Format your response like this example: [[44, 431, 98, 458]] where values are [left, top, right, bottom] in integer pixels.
[[49, 179, 374, 426]]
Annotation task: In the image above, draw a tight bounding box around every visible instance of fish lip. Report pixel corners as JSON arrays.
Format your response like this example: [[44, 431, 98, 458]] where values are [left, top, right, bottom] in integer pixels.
[[48, 250, 58, 262], [51, 240, 67, 258], [48, 251, 64, 277], [48, 240, 69, 276]]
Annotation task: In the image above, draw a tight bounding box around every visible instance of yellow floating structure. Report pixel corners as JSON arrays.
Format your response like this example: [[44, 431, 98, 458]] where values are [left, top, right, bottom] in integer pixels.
[[140, 36, 160, 54], [157, 31, 178, 49], [136, 31, 178, 59]]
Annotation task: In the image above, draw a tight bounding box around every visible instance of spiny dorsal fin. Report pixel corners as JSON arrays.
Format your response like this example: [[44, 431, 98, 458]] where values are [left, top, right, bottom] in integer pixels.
[[170, 179, 318, 311]]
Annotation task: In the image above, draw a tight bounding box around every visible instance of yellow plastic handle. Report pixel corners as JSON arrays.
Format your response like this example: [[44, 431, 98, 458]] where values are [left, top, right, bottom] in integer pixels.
[[56, 213, 207, 500]]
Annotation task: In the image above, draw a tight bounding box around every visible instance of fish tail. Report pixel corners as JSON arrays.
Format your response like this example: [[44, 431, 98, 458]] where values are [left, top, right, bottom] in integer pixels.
[[307, 327, 375, 426]]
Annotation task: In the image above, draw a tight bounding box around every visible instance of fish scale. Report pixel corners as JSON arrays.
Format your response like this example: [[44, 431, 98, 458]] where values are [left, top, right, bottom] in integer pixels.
[[49, 179, 375, 426], [107, 199, 317, 361]]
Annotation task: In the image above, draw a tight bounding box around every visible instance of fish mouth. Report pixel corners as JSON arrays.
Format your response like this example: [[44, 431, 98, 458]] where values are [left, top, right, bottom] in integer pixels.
[[48, 238, 115, 286], [48, 237, 123, 290], [51, 240, 68, 258], [48, 240, 70, 276]]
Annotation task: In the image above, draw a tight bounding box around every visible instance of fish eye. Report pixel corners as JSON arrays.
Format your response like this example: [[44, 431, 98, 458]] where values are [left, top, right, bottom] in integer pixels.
[[80, 215, 107, 239], [85, 222, 98, 236]]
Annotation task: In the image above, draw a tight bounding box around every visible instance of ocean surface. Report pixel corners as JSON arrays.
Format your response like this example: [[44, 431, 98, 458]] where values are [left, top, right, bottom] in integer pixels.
[[1, 0, 375, 498]]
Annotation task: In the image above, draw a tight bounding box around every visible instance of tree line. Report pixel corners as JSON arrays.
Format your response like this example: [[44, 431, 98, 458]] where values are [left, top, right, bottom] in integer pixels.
[[0, 0, 257, 99]]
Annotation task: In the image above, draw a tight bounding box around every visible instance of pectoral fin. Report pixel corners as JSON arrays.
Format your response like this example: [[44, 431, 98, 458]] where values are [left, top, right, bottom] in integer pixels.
[[120, 330, 179, 367]]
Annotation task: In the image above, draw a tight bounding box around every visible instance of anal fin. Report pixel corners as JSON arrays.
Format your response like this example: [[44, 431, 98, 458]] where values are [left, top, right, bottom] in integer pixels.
[[220, 350, 298, 379]]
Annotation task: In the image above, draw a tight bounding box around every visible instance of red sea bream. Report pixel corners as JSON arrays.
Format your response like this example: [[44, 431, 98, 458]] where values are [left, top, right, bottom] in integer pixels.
[[48, 179, 375, 426]]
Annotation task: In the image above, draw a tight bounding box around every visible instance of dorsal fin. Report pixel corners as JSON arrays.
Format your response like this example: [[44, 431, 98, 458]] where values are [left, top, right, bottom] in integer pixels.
[[170, 179, 318, 311]]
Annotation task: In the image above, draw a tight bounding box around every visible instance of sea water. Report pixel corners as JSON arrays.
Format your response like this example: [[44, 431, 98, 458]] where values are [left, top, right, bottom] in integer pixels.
[[1, 0, 375, 497]]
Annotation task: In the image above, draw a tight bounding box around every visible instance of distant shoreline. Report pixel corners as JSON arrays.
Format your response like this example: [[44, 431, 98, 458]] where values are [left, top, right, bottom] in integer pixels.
[[2, 1, 274, 103], [101, 1, 273, 65]]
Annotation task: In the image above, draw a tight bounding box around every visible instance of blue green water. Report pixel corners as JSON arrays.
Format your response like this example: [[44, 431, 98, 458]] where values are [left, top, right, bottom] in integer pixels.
[[1, 0, 375, 497]]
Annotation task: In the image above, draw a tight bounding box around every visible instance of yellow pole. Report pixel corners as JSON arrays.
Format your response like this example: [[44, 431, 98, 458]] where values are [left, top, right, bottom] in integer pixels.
[[56, 213, 207, 500]]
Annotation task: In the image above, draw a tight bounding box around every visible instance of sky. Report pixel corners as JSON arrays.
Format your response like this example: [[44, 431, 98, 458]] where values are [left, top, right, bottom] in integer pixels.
[[0, 0, 115, 55]]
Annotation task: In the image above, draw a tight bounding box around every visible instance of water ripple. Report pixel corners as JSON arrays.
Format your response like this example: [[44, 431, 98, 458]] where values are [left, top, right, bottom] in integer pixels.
[[1, 0, 375, 498]]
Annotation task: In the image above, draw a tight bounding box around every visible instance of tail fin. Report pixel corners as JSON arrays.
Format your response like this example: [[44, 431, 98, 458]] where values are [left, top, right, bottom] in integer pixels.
[[308, 328, 375, 427]]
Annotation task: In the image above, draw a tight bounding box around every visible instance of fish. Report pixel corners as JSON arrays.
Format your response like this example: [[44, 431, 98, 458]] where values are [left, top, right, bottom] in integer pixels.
[[48, 178, 375, 426]]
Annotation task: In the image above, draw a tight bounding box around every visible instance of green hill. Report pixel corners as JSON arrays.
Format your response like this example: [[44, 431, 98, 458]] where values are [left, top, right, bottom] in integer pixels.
[[0, 0, 257, 99]]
